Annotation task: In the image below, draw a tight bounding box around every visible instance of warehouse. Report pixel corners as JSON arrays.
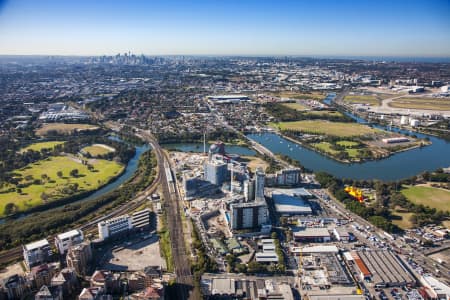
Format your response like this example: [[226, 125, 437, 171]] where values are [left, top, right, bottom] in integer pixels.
[[293, 227, 331, 243], [271, 190, 312, 215], [357, 250, 415, 287]]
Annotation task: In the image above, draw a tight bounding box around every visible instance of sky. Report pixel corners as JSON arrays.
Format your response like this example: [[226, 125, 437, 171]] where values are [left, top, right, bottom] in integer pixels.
[[0, 0, 449, 57]]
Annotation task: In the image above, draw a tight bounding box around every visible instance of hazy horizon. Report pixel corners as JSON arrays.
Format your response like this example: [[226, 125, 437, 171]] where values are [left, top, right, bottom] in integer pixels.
[[0, 0, 449, 57]]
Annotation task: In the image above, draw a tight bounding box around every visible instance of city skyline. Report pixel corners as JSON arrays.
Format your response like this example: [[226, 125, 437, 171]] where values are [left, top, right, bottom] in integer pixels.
[[0, 0, 449, 57]]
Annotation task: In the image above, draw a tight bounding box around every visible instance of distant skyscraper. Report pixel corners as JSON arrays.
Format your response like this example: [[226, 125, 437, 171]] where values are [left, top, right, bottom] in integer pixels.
[[255, 167, 265, 201]]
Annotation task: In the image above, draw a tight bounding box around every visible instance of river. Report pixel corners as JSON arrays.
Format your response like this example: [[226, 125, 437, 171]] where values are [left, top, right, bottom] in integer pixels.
[[247, 93, 450, 181]]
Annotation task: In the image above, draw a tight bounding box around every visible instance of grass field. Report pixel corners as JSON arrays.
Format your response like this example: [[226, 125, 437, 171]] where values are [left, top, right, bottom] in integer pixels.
[[36, 123, 100, 136], [336, 140, 359, 147], [388, 97, 450, 111], [280, 102, 309, 111], [313, 142, 339, 155], [401, 186, 450, 212], [273, 92, 325, 101], [274, 120, 378, 137], [19, 141, 65, 153], [344, 95, 380, 106], [391, 211, 415, 229], [0, 156, 124, 216], [82, 144, 115, 156], [240, 156, 269, 172], [312, 142, 361, 159], [302, 110, 344, 117]]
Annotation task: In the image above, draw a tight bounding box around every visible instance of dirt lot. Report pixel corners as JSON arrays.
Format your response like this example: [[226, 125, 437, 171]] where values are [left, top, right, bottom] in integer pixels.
[[99, 235, 166, 271]]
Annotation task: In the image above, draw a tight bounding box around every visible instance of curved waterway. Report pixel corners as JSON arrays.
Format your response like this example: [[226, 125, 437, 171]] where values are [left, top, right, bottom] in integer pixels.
[[247, 93, 450, 181]]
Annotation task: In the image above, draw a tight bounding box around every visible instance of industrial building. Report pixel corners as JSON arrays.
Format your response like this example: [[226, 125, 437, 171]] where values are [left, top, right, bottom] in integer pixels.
[[98, 215, 133, 240], [348, 250, 415, 287], [55, 229, 84, 255], [207, 94, 251, 104], [270, 189, 312, 215], [230, 201, 269, 230], [131, 209, 150, 229], [39, 103, 89, 122], [23, 239, 53, 269], [201, 276, 294, 300], [293, 227, 331, 243]]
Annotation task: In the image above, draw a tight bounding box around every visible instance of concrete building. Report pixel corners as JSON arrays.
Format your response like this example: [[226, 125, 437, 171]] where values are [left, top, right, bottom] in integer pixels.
[[204, 160, 228, 186], [255, 168, 265, 201], [266, 168, 302, 187], [271, 190, 312, 215], [131, 209, 151, 229], [23, 239, 53, 269], [333, 228, 352, 242], [55, 229, 84, 255], [243, 179, 255, 202], [98, 215, 133, 240], [230, 201, 269, 230], [66, 242, 92, 276], [293, 227, 331, 243]]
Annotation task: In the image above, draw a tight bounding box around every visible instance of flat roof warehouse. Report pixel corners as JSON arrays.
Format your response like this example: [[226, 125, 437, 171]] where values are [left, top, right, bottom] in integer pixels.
[[207, 95, 251, 104]]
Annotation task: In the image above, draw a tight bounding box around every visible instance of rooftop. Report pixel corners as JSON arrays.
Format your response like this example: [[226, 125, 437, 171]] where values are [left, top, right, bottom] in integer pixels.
[[56, 229, 82, 240], [24, 239, 50, 251]]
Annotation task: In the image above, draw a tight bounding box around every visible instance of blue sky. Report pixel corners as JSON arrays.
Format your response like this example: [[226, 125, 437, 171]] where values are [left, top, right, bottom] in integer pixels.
[[0, 0, 449, 56]]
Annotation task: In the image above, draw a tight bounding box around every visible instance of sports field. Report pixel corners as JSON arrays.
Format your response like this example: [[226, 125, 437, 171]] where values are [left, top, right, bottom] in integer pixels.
[[36, 123, 100, 136], [388, 97, 450, 111], [275, 120, 378, 137], [0, 156, 124, 216], [82, 144, 115, 156], [19, 141, 65, 153], [280, 102, 309, 111], [401, 186, 450, 212]]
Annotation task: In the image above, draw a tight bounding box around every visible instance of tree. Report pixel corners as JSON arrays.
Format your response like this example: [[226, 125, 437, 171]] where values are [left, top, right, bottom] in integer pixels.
[[70, 169, 79, 177], [57, 171, 63, 178], [4, 203, 17, 215]]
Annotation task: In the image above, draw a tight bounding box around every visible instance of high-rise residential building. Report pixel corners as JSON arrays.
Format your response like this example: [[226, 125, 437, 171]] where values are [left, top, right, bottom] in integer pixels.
[[230, 201, 269, 230], [255, 167, 265, 201], [23, 239, 53, 269], [98, 215, 132, 240], [66, 242, 92, 276], [55, 229, 84, 255]]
